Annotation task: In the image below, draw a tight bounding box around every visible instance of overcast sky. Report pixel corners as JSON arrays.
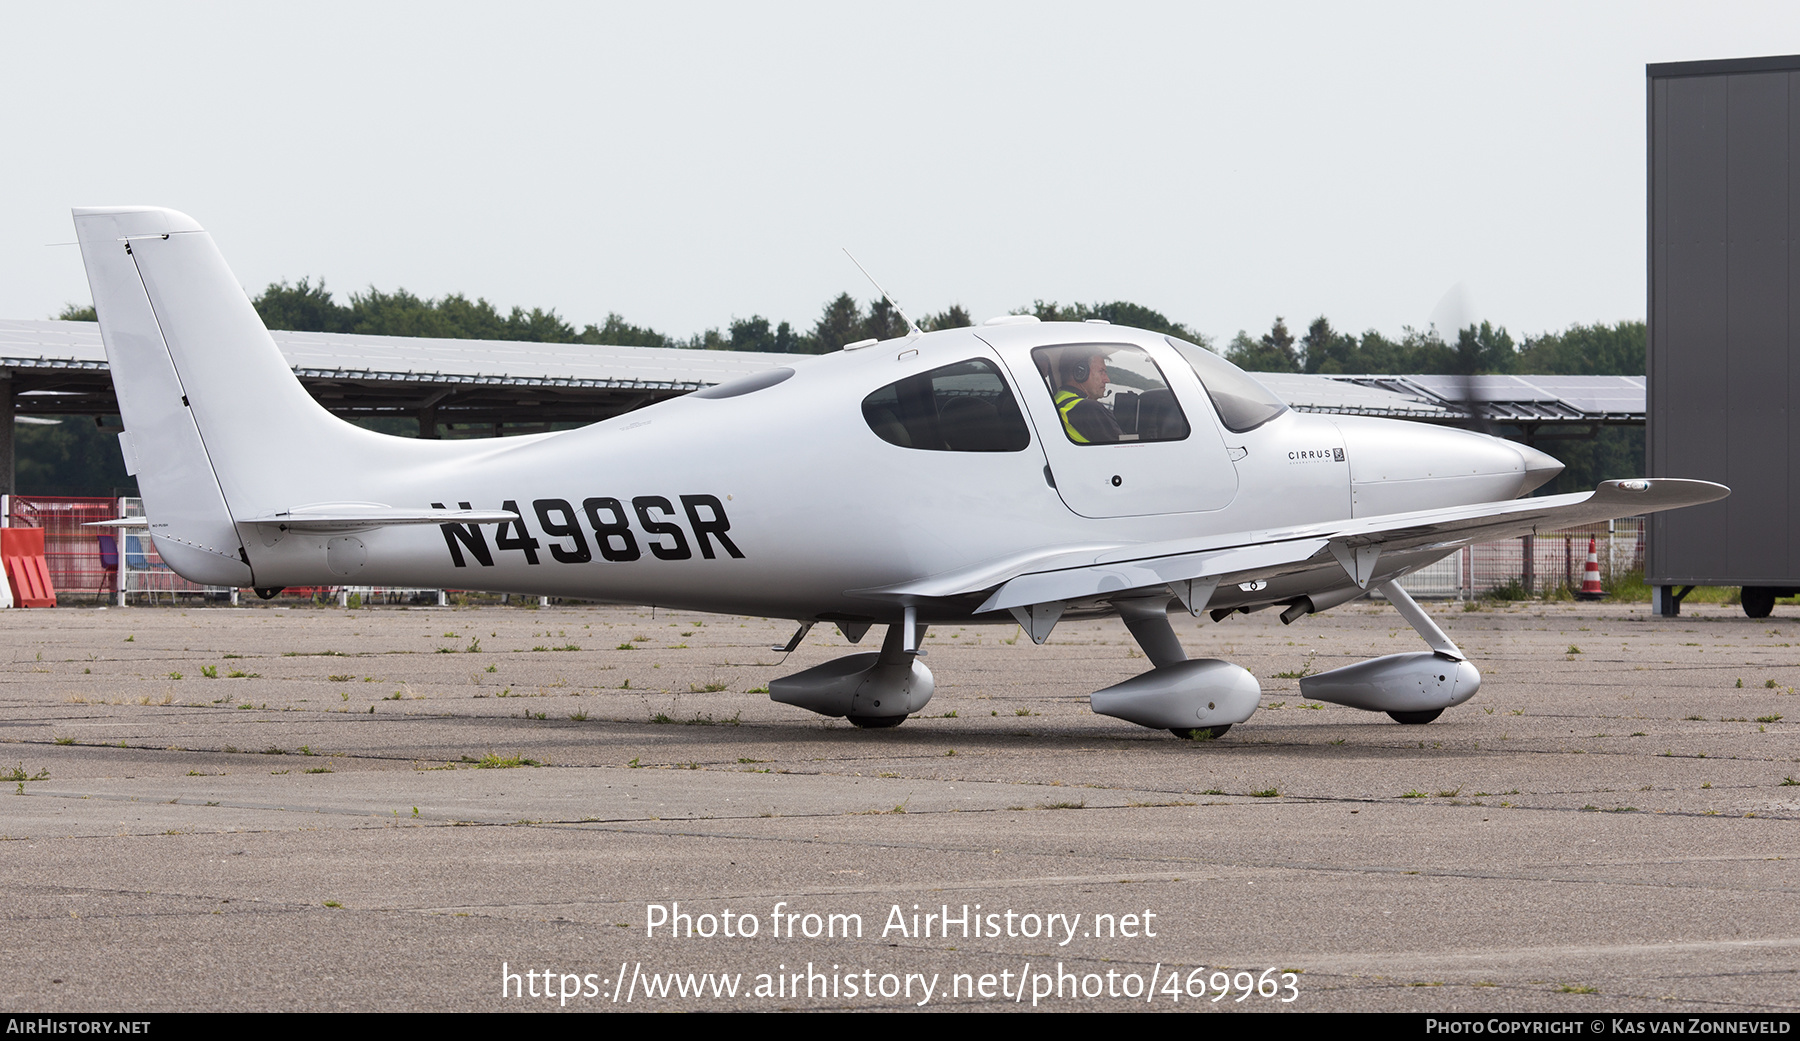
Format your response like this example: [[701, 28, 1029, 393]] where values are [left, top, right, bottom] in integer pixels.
[[3, 2, 1797, 345]]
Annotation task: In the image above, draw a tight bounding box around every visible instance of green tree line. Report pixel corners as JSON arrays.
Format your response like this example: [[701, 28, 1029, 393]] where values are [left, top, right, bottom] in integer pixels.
[[245, 280, 981, 355], [1225, 315, 1644, 377], [59, 288, 1645, 378]]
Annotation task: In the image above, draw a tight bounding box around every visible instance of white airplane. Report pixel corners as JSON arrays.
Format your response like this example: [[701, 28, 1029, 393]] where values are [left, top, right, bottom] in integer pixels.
[[72, 206, 1726, 738]]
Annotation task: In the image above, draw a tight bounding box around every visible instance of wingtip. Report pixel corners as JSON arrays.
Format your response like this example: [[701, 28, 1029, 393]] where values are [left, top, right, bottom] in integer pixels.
[[1596, 478, 1729, 507]]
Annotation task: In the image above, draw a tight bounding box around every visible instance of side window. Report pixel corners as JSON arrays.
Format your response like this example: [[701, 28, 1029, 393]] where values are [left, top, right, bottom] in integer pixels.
[[1030, 344, 1190, 445], [861, 358, 1031, 452]]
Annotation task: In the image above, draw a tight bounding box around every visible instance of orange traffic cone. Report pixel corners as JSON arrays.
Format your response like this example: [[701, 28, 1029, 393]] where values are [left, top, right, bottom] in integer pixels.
[[1577, 536, 1605, 600]]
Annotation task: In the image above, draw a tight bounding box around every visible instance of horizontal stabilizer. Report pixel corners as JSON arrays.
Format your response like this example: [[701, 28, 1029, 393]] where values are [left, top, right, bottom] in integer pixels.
[[238, 504, 520, 532]]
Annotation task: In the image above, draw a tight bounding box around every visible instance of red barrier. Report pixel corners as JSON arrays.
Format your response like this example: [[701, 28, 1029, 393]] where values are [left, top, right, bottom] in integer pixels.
[[2, 528, 57, 607]]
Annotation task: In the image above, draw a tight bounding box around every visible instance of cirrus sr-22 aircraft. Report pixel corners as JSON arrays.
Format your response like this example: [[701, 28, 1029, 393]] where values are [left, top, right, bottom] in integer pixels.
[[72, 206, 1726, 738]]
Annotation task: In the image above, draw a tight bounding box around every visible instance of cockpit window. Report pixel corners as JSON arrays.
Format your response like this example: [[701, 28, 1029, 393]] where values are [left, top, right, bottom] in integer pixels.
[[1164, 336, 1289, 433], [1029, 343, 1190, 445], [862, 358, 1031, 452]]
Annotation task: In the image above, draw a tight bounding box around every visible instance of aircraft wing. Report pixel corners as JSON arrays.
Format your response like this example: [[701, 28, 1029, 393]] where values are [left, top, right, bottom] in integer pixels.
[[854, 479, 1727, 617]]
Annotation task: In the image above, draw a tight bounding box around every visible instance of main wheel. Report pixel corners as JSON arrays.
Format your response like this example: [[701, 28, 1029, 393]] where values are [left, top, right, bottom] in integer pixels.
[[1170, 725, 1231, 740], [1742, 587, 1775, 619], [1387, 709, 1443, 725], [847, 714, 906, 729]]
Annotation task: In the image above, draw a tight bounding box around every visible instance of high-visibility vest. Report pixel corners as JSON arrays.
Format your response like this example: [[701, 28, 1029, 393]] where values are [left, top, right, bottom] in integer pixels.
[[1055, 389, 1092, 443]]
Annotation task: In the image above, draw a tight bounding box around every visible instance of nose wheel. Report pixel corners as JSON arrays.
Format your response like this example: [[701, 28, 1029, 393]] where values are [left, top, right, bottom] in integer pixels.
[[1387, 709, 1443, 725], [1169, 725, 1232, 740]]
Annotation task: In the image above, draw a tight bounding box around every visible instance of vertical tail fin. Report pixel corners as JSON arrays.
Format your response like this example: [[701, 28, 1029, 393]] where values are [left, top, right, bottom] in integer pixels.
[[72, 206, 368, 585]]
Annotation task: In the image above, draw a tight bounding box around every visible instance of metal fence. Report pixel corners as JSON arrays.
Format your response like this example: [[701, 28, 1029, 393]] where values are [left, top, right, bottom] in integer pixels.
[[1393, 517, 1644, 600]]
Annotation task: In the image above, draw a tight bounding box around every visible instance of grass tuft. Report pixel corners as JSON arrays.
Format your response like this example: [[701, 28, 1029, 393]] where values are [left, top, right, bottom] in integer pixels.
[[473, 753, 540, 769]]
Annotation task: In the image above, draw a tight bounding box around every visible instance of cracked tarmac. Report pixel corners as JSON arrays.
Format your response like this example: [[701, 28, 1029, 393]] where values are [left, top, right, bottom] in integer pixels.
[[2, 598, 1796, 1011]]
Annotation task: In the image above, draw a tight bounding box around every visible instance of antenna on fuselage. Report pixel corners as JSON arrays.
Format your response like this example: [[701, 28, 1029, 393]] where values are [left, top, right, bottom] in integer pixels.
[[842, 248, 921, 337]]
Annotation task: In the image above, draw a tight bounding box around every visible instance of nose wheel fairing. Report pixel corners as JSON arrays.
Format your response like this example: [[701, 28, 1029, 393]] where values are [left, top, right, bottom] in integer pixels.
[[1296, 579, 1481, 721], [1299, 652, 1481, 714]]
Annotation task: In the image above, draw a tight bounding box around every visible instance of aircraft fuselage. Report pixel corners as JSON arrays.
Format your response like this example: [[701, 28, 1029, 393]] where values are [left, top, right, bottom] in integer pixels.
[[240, 323, 1556, 623]]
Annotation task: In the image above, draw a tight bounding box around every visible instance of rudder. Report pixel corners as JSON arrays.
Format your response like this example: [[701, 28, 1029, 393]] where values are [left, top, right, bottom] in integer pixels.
[[73, 207, 252, 585]]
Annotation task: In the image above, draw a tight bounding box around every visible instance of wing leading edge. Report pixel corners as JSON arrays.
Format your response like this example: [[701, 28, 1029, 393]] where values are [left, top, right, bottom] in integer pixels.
[[852, 479, 1727, 624]]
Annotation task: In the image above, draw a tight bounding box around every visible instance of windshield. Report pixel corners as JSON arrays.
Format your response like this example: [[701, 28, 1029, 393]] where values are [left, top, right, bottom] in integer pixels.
[[1165, 337, 1289, 433]]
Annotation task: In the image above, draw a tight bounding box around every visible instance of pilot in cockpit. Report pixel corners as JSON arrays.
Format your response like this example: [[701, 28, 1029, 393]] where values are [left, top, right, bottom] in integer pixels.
[[1049, 346, 1122, 444]]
